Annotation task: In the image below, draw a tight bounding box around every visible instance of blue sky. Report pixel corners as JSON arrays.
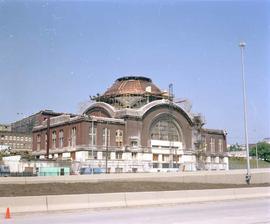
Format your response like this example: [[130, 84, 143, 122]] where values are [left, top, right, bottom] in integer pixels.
[[0, 0, 269, 144]]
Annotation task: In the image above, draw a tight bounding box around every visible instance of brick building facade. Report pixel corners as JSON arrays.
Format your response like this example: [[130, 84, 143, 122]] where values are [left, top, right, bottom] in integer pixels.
[[32, 76, 228, 172], [0, 124, 32, 152]]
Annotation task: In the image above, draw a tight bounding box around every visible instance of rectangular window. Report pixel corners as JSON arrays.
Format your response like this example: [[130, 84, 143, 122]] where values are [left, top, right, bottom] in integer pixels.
[[162, 154, 170, 162], [37, 134, 41, 151], [162, 163, 170, 168], [102, 151, 110, 160], [52, 131, 56, 149], [88, 150, 97, 159], [218, 139, 223, 152], [173, 155, 180, 162], [45, 133, 48, 149], [59, 130, 64, 148], [89, 122, 97, 145], [116, 151, 123, 159], [210, 138, 215, 153], [153, 154, 159, 161], [102, 128, 110, 146], [115, 129, 123, 147], [71, 127, 76, 147], [132, 152, 137, 159], [131, 140, 138, 147]]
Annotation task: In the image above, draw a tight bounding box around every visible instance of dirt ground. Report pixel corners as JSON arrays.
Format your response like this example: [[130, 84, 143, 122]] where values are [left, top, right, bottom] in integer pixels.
[[0, 181, 269, 197]]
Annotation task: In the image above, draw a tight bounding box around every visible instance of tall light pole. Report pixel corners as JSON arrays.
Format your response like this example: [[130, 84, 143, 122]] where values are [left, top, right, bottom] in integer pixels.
[[239, 42, 251, 184], [255, 143, 259, 169], [253, 129, 259, 169]]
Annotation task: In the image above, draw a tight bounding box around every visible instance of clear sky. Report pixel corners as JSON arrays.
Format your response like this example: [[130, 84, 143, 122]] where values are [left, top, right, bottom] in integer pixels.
[[0, 0, 269, 144]]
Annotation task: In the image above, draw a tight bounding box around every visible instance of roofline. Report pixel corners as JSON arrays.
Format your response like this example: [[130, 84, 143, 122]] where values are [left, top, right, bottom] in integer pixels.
[[33, 115, 125, 132], [203, 128, 227, 135]]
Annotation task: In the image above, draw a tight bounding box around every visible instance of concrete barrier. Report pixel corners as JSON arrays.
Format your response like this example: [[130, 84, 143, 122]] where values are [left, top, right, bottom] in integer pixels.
[[0, 187, 269, 214], [249, 172, 270, 184], [125, 188, 239, 206], [47, 194, 89, 211], [233, 187, 270, 199], [125, 191, 162, 206], [184, 188, 236, 202], [0, 196, 47, 213], [88, 192, 126, 208]]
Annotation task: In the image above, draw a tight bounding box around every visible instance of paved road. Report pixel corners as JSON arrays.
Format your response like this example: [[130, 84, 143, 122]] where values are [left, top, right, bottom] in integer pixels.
[[2, 198, 270, 224]]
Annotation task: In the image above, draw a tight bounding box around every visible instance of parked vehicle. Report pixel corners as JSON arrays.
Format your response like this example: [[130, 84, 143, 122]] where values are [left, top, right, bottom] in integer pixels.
[[79, 167, 105, 175], [0, 165, 10, 177]]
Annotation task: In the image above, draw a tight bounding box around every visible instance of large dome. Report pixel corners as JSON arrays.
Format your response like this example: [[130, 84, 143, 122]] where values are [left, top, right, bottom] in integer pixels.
[[103, 76, 162, 97], [96, 76, 166, 109]]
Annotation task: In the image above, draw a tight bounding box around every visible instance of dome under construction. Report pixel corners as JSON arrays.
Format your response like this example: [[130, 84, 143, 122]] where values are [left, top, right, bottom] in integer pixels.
[[96, 76, 169, 109]]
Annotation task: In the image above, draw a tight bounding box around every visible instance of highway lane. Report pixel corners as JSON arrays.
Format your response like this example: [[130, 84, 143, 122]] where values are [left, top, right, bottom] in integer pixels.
[[2, 198, 270, 224]]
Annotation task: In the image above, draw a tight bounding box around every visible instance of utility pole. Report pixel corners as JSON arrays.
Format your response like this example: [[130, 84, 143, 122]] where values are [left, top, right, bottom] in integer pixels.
[[46, 117, 50, 159], [91, 120, 94, 175], [105, 127, 109, 173], [239, 42, 251, 184]]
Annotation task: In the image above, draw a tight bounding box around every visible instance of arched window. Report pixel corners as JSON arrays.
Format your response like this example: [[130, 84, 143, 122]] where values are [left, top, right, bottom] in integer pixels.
[[150, 119, 181, 142]]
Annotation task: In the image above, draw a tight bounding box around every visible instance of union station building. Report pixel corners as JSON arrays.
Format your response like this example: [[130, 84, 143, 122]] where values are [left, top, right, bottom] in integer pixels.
[[32, 76, 228, 172]]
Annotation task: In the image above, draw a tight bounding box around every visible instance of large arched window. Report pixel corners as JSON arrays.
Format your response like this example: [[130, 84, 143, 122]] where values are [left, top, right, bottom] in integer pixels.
[[150, 119, 181, 142]]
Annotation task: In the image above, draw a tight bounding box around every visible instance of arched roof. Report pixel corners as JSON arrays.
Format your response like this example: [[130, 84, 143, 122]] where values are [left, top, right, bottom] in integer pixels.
[[83, 100, 196, 126], [83, 102, 116, 117], [139, 100, 194, 125]]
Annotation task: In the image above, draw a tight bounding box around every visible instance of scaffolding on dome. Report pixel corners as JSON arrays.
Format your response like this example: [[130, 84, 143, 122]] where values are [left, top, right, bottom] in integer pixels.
[[92, 76, 170, 109]]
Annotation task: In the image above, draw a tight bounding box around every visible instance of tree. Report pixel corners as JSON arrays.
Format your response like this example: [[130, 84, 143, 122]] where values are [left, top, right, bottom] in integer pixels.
[[250, 142, 270, 162], [228, 143, 241, 151]]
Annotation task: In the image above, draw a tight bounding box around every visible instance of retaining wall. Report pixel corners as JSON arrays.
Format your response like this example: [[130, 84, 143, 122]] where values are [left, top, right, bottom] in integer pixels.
[[0, 169, 269, 185]]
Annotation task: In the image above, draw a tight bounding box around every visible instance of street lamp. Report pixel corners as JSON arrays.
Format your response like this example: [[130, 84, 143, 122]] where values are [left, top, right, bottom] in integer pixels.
[[255, 142, 259, 169], [253, 129, 259, 169], [239, 42, 251, 184]]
